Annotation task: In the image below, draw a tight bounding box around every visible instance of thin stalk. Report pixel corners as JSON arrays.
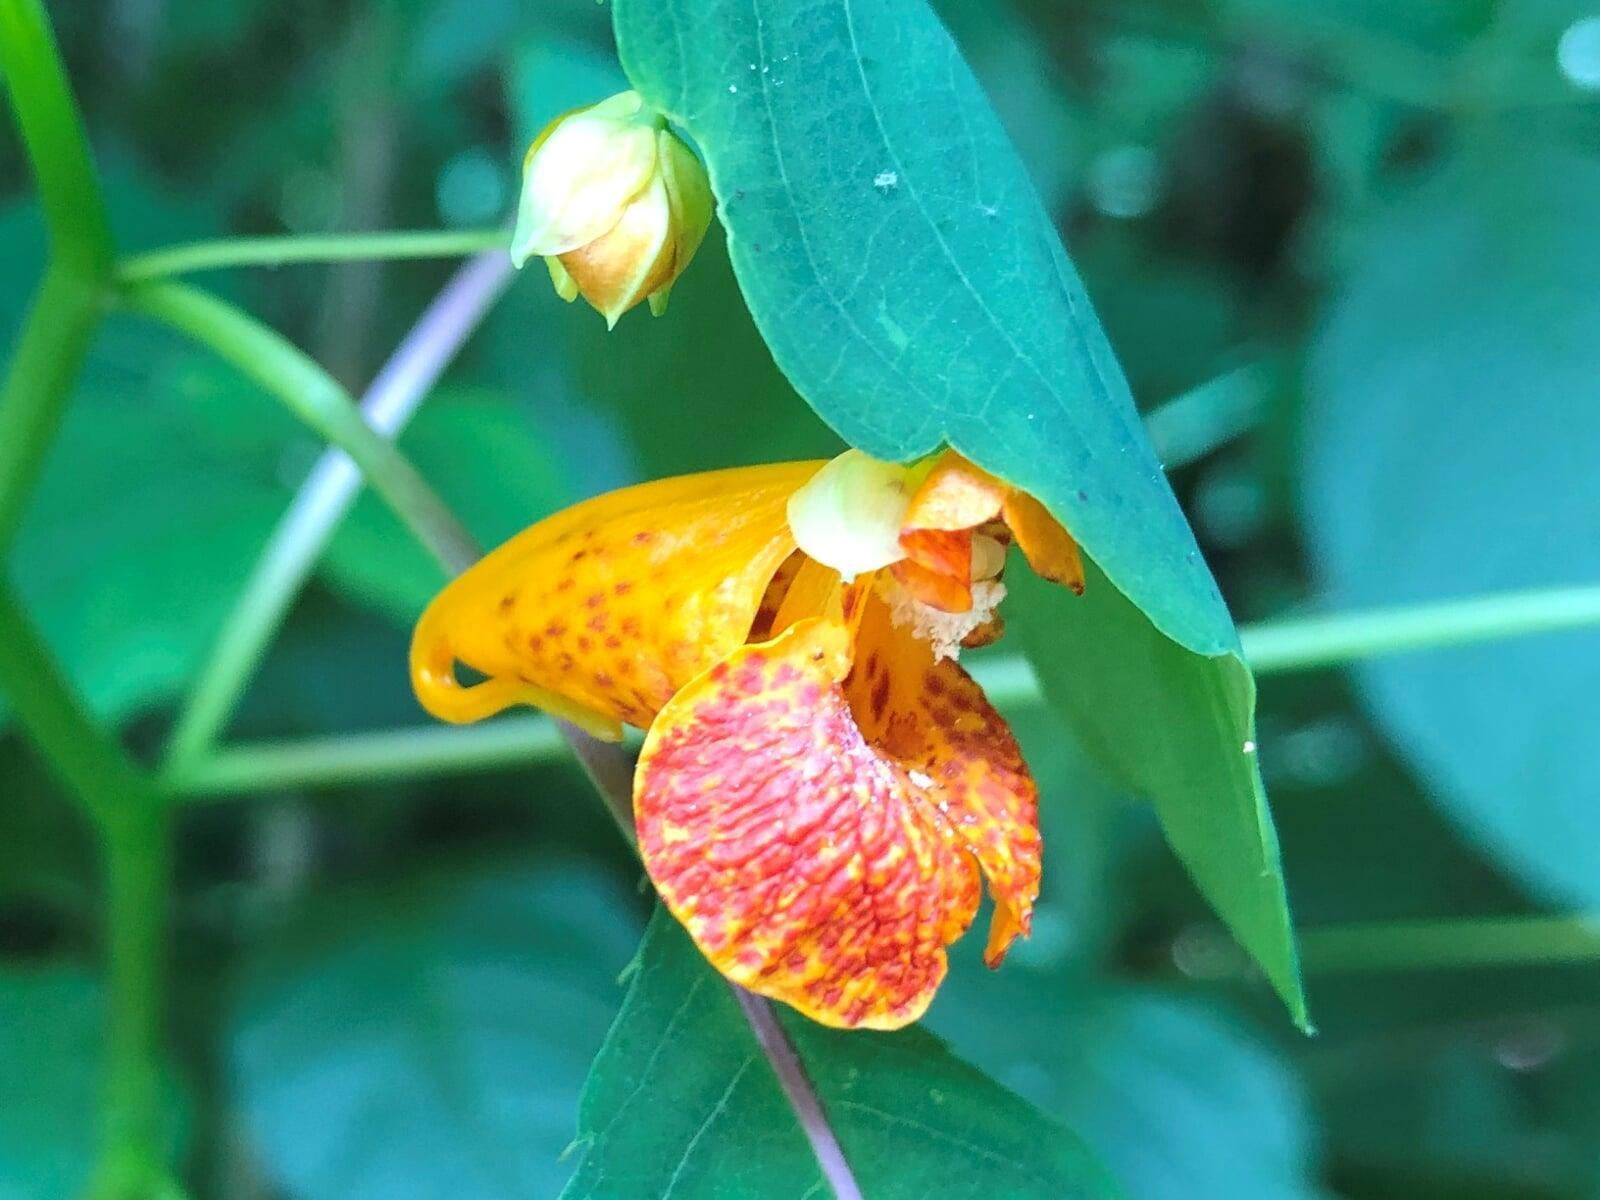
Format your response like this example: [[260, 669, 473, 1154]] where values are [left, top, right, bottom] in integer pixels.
[[0, 266, 105, 552], [1300, 914, 1600, 973], [118, 279, 480, 580], [117, 229, 510, 283], [161, 254, 512, 767], [0, 0, 114, 274], [0, 576, 149, 825], [732, 989, 865, 1200], [163, 717, 567, 799], [986, 586, 1600, 703], [1241, 584, 1600, 675], [1144, 361, 1270, 470], [0, 3, 179, 1190]]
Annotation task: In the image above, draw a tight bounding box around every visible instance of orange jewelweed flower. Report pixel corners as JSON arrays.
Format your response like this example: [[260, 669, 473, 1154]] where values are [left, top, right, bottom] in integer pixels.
[[410, 450, 1084, 1029]]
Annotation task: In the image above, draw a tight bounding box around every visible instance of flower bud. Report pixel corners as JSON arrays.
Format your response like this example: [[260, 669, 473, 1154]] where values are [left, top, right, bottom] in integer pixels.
[[787, 450, 923, 581], [511, 90, 714, 328]]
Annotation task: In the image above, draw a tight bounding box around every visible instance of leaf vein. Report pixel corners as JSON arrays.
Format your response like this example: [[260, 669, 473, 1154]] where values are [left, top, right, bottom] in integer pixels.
[[596, 972, 709, 1141], [835, 1098, 1051, 1185], [747, 0, 930, 407], [839, 0, 1065, 419], [659, 1055, 757, 1199]]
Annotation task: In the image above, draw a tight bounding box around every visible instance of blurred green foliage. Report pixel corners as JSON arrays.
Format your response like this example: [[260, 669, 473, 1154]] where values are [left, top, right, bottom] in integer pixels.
[[5, 0, 1600, 1197]]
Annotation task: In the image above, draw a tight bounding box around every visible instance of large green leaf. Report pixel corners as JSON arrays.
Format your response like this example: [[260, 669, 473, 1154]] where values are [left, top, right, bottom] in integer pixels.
[[563, 910, 1120, 1199], [930, 961, 1328, 1200], [1010, 566, 1299, 1021], [1303, 141, 1600, 909], [611, 0, 1224, 650], [231, 862, 644, 1200], [611, 0, 1305, 1026]]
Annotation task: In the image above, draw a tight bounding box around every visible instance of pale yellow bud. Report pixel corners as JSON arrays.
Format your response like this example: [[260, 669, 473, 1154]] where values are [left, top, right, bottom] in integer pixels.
[[787, 451, 920, 581], [511, 90, 714, 328]]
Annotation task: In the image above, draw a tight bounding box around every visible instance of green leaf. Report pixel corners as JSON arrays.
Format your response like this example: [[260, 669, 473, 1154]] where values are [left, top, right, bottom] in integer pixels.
[[0, 969, 101, 1200], [612, 0, 1305, 1026], [1303, 140, 1600, 910], [321, 388, 580, 627], [231, 862, 644, 1200], [563, 909, 1120, 1200], [1011, 565, 1300, 1022], [930, 958, 1327, 1200]]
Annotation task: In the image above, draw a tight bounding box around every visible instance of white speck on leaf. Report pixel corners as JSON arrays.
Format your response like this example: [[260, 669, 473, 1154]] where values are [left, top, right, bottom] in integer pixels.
[[1243, 740, 1258, 754], [728, 84, 738, 94], [873, 171, 898, 192]]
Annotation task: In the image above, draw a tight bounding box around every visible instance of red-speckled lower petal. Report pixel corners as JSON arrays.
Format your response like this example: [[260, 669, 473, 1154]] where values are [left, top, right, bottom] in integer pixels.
[[635, 618, 980, 1030], [844, 589, 1041, 967]]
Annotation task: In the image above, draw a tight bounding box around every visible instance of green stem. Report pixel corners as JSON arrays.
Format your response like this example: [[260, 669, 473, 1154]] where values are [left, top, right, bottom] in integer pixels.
[[117, 229, 511, 283], [0, 266, 106, 552], [163, 718, 568, 798], [1240, 584, 1600, 675], [92, 806, 173, 1200], [0, 2, 175, 1189], [0, 579, 171, 1192], [118, 280, 480, 577], [0, 0, 114, 274], [0, 577, 150, 825], [1144, 361, 1270, 470], [986, 585, 1600, 709], [1300, 914, 1600, 973]]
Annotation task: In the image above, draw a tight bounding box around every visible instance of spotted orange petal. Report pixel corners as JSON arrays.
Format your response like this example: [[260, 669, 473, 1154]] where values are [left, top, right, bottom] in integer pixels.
[[844, 588, 1041, 967], [636, 617, 981, 1029], [410, 462, 823, 734]]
